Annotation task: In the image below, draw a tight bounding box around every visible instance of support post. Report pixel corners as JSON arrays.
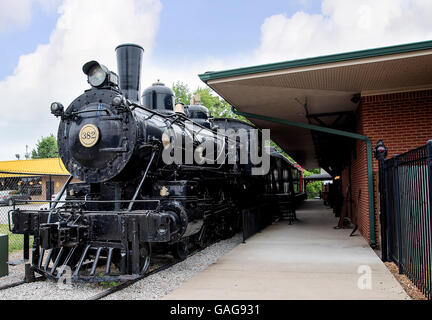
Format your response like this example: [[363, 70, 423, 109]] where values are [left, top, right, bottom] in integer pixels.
[[287, 168, 297, 222], [426, 141, 432, 280], [374, 140, 388, 261], [384, 161, 392, 262], [393, 155, 403, 274]]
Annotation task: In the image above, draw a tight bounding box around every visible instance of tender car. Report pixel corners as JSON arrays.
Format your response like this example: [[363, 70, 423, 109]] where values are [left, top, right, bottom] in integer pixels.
[[0, 190, 31, 206]]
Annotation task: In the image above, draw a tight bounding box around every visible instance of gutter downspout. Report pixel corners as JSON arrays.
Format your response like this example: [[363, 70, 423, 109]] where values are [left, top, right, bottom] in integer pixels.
[[232, 108, 376, 248]]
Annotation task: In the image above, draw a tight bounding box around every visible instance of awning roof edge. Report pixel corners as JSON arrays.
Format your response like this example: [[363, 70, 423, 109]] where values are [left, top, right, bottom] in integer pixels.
[[199, 40, 432, 83]]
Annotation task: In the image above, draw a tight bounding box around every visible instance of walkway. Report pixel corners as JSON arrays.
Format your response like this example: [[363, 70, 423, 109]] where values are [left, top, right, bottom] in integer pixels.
[[164, 199, 409, 300]]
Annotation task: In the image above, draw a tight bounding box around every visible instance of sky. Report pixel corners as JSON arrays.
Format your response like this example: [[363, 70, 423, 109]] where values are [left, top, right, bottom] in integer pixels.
[[0, 0, 431, 161]]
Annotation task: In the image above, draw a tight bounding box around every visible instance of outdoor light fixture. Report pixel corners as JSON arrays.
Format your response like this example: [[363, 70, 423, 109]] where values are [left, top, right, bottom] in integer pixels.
[[351, 93, 361, 104], [374, 140, 388, 161], [82, 60, 119, 88], [50, 102, 64, 117]]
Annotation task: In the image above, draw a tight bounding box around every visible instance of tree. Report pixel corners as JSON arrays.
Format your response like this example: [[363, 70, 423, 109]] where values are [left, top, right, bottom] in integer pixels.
[[32, 134, 58, 159], [193, 87, 248, 121], [172, 81, 192, 105], [303, 168, 323, 199]]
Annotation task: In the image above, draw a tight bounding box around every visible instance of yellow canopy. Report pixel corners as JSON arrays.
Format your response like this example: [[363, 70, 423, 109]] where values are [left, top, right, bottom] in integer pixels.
[[0, 158, 70, 177]]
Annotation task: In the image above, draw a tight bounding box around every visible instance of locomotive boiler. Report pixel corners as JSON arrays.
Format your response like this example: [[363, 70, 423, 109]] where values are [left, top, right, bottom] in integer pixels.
[[9, 44, 305, 282]]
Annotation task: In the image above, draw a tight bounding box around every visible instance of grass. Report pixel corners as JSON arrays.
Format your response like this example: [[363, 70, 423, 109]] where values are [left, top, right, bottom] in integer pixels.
[[0, 224, 33, 253], [97, 273, 119, 288]]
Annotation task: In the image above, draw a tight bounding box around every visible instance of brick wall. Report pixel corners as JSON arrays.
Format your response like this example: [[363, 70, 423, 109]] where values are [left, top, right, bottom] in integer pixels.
[[345, 89, 432, 244]]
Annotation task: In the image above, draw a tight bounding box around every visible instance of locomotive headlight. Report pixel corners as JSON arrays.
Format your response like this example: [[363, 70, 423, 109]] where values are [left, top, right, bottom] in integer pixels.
[[82, 60, 109, 87], [88, 65, 107, 87]]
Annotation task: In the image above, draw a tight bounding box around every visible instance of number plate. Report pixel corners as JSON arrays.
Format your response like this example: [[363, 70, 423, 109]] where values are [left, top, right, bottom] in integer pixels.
[[79, 124, 99, 148]]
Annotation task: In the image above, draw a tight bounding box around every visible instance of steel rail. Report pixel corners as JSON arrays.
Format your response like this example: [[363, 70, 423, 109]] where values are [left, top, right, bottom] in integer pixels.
[[0, 280, 26, 291], [0, 276, 45, 291], [87, 242, 216, 300]]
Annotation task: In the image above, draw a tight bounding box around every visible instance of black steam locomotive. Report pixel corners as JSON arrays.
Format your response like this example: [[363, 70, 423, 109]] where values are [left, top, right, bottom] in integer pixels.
[[10, 44, 305, 282]]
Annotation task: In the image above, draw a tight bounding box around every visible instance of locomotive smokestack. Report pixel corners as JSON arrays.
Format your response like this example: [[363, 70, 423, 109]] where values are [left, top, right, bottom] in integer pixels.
[[115, 43, 144, 103]]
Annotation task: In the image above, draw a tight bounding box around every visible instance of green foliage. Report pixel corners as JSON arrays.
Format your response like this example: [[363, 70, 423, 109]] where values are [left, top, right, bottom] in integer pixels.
[[303, 168, 323, 199], [171, 82, 247, 121], [99, 278, 118, 288], [0, 224, 33, 253], [31, 134, 58, 159], [193, 87, 248, 121], [306, 181, 322, 199], [172, 81, 192, 105], [303, 168, 321, 177]]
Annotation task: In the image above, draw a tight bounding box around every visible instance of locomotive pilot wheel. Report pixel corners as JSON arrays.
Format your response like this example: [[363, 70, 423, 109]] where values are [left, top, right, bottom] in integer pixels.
[[138, 242, 152, 275], [171, 238, 189, 261]]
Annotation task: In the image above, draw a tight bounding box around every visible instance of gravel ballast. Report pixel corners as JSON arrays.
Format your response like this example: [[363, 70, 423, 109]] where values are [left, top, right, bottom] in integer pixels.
[[0, 234, 242, 300]]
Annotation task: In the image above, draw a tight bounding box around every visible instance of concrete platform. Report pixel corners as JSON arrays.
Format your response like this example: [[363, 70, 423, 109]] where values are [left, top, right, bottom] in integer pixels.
[[164, 199, 410, 300]]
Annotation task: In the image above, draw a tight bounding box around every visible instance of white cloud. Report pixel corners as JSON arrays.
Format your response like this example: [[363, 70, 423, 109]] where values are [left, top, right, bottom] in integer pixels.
[[2, 0, 432, 161], [0, 0, 161, 160], [256, 0, 432, 63], [0, 0, 61, 33], [0, 0, 34, 32]]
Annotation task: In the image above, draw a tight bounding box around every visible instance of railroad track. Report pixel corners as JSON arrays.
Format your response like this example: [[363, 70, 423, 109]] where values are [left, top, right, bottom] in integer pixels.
[[87, 243, 212, 300], [0, 276, 45, 292], [0, 280, 26, 291], [0, 252, 194, 299], [0, 241, 215, 299]]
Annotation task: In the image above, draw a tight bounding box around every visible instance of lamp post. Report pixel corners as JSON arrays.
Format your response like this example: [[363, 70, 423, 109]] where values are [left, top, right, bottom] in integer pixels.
[[374, 140, 388, 261]]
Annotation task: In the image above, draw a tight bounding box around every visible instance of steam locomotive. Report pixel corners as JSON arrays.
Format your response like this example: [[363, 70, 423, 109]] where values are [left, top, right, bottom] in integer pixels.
[[10, 44, 305, 282]]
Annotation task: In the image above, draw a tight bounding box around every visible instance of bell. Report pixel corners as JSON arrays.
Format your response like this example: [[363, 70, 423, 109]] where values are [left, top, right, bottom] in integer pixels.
[[174, 103, 185, 114]]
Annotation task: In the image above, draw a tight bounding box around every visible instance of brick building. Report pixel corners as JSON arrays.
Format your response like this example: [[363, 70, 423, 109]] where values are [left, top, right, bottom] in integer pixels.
[[347, 90, 432, 243], [198, 40, 432, 248]]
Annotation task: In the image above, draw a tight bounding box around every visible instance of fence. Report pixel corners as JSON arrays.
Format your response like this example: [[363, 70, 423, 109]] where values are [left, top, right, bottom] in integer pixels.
[[0, 170, 69, 255], [382, 142, 432, 299]]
